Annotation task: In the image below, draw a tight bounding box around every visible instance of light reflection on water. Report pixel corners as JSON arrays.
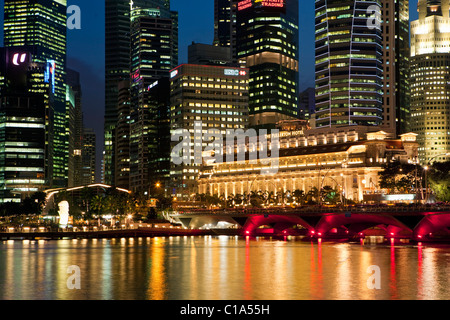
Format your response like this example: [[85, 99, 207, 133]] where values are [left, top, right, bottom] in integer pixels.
[[0, 236, 449, 300]]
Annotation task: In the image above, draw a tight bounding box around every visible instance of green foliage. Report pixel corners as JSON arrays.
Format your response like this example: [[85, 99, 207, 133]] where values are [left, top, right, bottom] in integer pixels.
[[428, 161, 450, 202], [378, 160, 421, 193]]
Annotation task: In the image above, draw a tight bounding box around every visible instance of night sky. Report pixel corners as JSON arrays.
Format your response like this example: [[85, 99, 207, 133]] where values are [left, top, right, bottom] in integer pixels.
[[0, 0, 419, 181]]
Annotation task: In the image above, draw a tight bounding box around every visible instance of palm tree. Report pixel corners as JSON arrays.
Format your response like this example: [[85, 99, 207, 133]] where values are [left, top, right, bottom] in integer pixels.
[[293, 189, 305, 205], [90, 195, 105, 216]]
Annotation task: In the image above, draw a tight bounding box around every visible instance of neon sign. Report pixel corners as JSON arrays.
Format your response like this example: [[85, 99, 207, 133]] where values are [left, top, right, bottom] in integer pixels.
[[238, 0, 285, 10], [12, 53, 27, 66], [260, 0, 284, 8], [238, 0, 252, 11], [44, 60, 56, 94]]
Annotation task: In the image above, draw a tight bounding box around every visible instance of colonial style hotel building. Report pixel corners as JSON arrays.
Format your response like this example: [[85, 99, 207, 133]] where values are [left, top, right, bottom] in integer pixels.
[[198, 125, 419, 202]]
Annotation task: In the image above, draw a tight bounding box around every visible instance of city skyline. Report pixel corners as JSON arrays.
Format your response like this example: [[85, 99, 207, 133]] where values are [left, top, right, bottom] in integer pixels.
[[0, 0, 316, 180], [0, 0, 424, 185]]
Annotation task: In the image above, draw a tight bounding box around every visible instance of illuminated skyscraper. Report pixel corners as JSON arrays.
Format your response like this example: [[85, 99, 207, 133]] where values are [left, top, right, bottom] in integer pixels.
[[236, 0, 299, 128], [214, 0, 232, 48], [410, 0, 450, 163], [0, 47, 53, 202], [104, 0, 177, 187], [170, 64, 249, 198], [128, 7, 178, 194], [4, 0, 68, 188], [314, 0, 383, 129], [381, 0, 411, 136]]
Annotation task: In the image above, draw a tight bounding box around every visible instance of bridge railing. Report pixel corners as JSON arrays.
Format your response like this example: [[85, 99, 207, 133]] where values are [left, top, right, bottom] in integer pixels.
[[174, 204, 450, 216]]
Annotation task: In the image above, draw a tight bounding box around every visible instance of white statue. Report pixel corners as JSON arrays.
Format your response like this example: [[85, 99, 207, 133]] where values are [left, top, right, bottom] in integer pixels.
[[58, 201, 70, 227]]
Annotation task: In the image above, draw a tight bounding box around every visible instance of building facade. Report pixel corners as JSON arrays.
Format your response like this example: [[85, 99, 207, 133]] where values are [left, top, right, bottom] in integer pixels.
[[236, 0, 299, 128], [4, 0, 68, 188], [198, 127, 419, 203], [0, 48, 53, 202], [128, 7, 178, 194], [410, 0, 450, 163], [170, 64, 249, 198], [81, 128, 97, 185], [381, 0, 411, 137], [314, 0, 384, 129], [104, 0, 178, 186]]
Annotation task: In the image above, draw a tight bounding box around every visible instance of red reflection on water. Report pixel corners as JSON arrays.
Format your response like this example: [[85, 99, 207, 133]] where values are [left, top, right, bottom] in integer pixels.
[[417, 242, 423, 299], [244, 236, 252, 299], [390, 239, 398, 299]]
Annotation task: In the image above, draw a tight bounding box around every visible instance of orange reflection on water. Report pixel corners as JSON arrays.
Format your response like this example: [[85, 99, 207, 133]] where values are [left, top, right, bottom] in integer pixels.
[[147, 238, 167, 300]]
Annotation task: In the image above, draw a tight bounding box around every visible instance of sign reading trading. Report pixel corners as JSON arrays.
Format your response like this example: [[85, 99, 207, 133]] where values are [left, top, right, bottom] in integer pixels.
[[238, 0, 285, 10]]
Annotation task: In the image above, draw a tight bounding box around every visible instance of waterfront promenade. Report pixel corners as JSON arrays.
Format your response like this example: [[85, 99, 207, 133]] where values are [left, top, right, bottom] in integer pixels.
[[0, 226, 213, 240]]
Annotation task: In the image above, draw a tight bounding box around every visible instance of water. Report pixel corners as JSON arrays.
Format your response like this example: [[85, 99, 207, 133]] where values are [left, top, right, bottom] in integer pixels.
[[0, 236, 449, 300]]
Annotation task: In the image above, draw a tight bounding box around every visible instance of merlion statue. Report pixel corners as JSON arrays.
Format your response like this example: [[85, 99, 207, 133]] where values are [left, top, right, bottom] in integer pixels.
[[58, 201, 70, 227]]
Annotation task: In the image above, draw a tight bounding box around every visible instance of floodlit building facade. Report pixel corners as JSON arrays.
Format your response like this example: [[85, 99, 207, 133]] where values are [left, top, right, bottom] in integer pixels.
[[410, 0, 450, 163]]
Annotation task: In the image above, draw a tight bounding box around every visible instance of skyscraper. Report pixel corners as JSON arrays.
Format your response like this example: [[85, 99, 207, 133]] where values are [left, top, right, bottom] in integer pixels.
[[81, 128, 97, 185], [0, 47, 53, 202], [236, 0, 299, 128], [410, 0, 450, 163], [214, 0, 232, 48], [4, 0, 68, 188], [66, 68, 84, 187], [170, 63, 249, 198], [314, 0, 383, 129], [104, 0, 178, 187], [381, 0, 411, 136], [128, 6, 178, 194], [115, 80, 131, 189]]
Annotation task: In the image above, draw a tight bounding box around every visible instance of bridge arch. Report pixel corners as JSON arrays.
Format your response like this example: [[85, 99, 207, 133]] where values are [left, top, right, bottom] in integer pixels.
[[242, 215, 314, 235], [313, 213, 413, 238], [413, 213, 450, 241]]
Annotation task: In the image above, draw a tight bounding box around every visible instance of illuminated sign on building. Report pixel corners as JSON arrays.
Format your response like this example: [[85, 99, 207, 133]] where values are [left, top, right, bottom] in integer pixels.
[[12, 53, 27, 66], [260, 0, 284, 8], [148, 80, 159, 91], [224, 69, 247, 76], [44, 60, 56, 94], [238, 0, 252, 11], [170, 69, 179, 78], [238, 0, 285, 10]]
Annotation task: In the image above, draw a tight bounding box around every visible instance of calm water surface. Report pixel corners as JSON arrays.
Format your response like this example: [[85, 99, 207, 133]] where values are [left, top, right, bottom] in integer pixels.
[[0, 236, 449, 300]]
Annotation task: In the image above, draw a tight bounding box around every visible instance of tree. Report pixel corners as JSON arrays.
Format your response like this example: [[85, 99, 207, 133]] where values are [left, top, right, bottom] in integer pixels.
[[293, 189, 306, 205], [428, 161, 450, 202], [90, 195, 106, 215], [379, 160, 421, 194]]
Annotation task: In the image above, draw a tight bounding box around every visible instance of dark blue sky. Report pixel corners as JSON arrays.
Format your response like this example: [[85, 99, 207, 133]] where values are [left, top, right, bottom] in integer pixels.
[[0, 0, 419, 174]]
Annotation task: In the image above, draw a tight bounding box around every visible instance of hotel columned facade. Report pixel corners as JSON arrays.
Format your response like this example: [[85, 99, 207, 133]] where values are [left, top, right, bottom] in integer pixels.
[[198, 126, 419, 202]]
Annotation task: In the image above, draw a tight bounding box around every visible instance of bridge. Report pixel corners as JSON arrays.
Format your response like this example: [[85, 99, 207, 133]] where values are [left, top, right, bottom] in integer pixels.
[[169, 205, 450, 242]]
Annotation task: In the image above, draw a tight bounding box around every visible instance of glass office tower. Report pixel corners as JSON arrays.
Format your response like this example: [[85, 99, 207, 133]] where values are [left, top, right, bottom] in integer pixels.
[[236, 0, 299, 128], [0, 48, 53, 203], [314, 0, 383, 129], [128, 7, 177, 194], [4, 0, 68, 188], [381, 0, 410, 137], [105, 0, 178, 187]]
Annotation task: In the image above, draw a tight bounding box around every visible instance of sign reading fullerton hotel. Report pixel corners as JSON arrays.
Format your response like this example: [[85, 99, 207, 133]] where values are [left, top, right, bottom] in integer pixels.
[[238, 0, 285, 11]]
